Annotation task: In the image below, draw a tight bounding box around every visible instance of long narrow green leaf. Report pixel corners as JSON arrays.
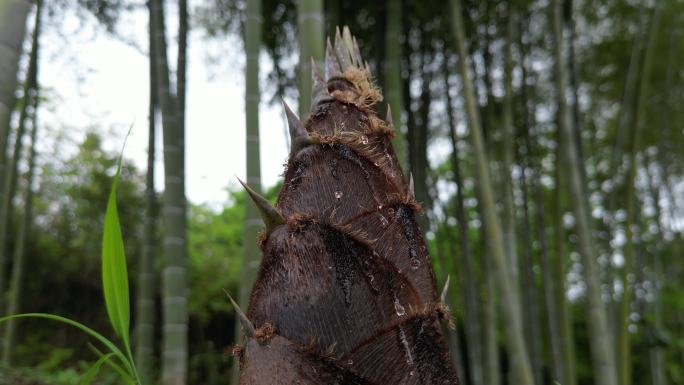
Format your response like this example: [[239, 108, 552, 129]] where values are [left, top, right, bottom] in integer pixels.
[[100, 128, 142, 385], [80, 353, 114, 385], [0, 313, 133, 375], [102, 162, 130, 344]]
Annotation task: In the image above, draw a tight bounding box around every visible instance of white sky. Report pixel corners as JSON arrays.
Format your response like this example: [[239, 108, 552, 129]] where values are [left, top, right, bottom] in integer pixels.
[[37, 4, 290, 207]]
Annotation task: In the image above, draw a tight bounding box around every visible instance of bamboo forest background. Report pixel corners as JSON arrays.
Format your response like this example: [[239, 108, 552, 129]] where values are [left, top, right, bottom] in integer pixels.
[[0, 0, 683, 384]]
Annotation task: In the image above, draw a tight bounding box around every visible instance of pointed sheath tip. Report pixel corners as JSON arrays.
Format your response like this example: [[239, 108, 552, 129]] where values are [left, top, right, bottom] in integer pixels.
[[325, 38, 341, 80], [342, 26, 355, 57], [408, 172, 415, 199], [283, 99, 316, 154], [282, 99, 308, 137], [440, 275, 450, 304], [311, 57, 332, 108], [223, 289, 255, 337], [385, 104, 394, 128], [351, 36, 363, 66], [335, 26, 343, 45], [333, 26, 352, 71], [236, 176, 285, 231]]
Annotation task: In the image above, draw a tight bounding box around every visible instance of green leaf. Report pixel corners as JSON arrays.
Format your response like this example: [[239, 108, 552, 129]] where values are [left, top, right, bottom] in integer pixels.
[[79, 352, 114, 385], [102, 163, 130, 343], [0, 313, 133, 375], [101, 127, 134, 350]]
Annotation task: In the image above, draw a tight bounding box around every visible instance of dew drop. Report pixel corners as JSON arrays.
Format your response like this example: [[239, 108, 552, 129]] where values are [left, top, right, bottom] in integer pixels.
[[379, 214, 389, 228], [409, 370, 415, 376], [334, 190, 344, 200], [347, 360, 354, 365], [394, 297, 406, 317], [360, 135, 369, 145]]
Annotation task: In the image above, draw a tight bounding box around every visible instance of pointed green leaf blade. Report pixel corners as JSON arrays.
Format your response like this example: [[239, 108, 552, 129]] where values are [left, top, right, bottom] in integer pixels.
[[102, 164, 130, 345]]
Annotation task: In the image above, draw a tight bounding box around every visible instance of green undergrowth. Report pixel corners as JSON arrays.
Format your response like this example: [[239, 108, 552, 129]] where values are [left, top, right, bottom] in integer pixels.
[[0, 131, 141, 385]]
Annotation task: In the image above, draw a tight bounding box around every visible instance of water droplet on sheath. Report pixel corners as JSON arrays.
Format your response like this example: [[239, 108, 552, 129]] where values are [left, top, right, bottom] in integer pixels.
[[334, 190, 344, 200], [347, 360, 354, 365], [394, 297, 406, 316], [360, 135, 369, 145]]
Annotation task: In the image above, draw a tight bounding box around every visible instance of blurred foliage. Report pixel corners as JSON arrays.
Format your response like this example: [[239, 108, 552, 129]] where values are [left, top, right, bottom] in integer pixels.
[[4, 128, 286, 383]]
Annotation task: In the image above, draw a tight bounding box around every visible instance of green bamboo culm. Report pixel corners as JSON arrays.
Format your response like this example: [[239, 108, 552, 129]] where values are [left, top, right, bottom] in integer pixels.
[[443, 58, 484, 385], [0, 0, 34, 315], [384, 0, 407, 173], [149, 0, 190, 383], [231, 0, 262, 383], [0, 0, 31, 137], [134, 2, 161, 383], [1, 0, 41, 360], [0, 3, 32, 287], [551, 0, 618, 384], [447, 0, 535, 384], [240, 0, 262, 328], [618, 3, 662, 385], [298, 0, 324, 118]]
